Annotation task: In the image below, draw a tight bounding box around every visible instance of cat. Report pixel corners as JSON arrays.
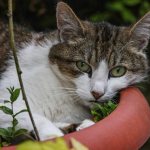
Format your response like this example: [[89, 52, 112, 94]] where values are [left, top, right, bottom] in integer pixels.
[[0, 2, 150, 141]]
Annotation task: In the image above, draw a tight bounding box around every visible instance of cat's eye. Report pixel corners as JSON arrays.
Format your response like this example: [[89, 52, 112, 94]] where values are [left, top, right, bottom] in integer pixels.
[[109, 66, 127, 77], [76, 61, 91, 74]]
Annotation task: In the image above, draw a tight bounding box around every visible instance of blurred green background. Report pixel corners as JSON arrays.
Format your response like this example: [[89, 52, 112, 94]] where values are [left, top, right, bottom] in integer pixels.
[[0, 0, 150, 149]]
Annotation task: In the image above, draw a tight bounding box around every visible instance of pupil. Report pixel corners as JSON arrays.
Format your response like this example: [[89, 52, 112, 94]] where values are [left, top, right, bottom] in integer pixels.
[[81, 62, 84, 67], [117, 68, 120, 73]]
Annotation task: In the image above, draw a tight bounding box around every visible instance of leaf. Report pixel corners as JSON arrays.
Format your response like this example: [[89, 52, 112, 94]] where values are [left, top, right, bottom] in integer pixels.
[[0, 106, 13, 115], [17, 141, 42, 150], [96, 104, 107, 117], [44, 138, 69, 150], [14, 129, 28, 137], [91, 100, 118, 122], [123, 0, 140, 6], [71, 138, 89, 150], [10, 87, 15, 92], [107, 101, 117, 110], [122, 9, 136, 23], [17, 139, 88, 150], [90, 13, 110, 22], [4, 100, 11, 104], [91, 110, 100, 116], [10, 88, 20, 102], [7, 88, 13, 95], [14, 109, 27, 117], [0, 128, 10, 138], [7, 127, 13, 135], [12, 118, 18, 127], [17, 138, 69, 150], [107, 2, 124, 11]]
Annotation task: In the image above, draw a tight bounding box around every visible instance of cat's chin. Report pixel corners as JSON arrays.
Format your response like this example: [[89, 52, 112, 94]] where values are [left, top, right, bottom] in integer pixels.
[[76, 98, 95, 108]]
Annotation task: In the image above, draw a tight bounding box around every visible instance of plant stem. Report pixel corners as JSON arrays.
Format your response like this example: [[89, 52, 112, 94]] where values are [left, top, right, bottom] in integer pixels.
[[11, 101, 15, 135], [8, 0, 40, 141], [0, 136, 2, 147], [11, 100, 16, 139]]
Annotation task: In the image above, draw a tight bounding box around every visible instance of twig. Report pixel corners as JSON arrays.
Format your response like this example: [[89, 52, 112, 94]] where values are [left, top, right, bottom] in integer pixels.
[[8, 0, 40, 141], [0, 136, 2, 147]]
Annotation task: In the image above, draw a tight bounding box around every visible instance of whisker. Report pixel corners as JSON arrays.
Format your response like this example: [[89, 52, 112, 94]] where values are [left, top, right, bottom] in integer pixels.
[[77, 89, 88, 95], [72, 96, 81, 103], [51, 87, 76, 91], [50, 93, 77, 97]]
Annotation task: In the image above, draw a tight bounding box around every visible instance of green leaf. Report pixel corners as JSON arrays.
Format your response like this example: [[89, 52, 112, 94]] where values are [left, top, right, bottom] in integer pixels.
[[140, 1, 150, 16], [93, 116, 101, 122], [0, 106, 13, 115], [17, 141, 42, 150], [12, 118, 18, 127], [14, 129, 28, 137], [91, 110, 100, 116], [10, 88, 20, 102], [90, 12, 110, 22], [107, 2, 124, 12], [121, 9, 136, 23], [4, 100, 11, 104], [123, 0, 140, 6], [91, 100, 118, 122], [7, 127, 13, 135], [107, 101, 117, 110], [17, 138, 69, 150], [96, 104, 107, 117], [0, 128, 10, 138], [14, 109, 27, 117], [7, 87, 13, 95]]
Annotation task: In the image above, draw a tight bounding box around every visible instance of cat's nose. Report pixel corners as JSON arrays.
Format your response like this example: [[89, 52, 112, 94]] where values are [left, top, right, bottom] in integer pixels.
[[91, 91, 104, 100]]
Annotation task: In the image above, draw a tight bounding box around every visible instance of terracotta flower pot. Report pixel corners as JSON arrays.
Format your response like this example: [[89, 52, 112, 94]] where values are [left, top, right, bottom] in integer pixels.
[[2, 87, 150, 150], [64, 87, 150, 150]]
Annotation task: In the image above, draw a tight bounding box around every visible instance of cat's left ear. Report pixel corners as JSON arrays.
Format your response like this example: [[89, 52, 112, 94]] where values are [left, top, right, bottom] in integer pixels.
[[129, 11, 150, 50], [56, 2, 85, 43]]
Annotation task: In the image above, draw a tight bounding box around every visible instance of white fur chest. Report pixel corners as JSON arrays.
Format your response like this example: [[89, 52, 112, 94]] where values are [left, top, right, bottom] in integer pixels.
[[0, 40, 91, 124]]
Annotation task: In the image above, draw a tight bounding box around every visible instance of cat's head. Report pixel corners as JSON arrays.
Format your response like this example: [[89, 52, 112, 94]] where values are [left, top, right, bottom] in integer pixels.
[[49, 2, 149, 103]]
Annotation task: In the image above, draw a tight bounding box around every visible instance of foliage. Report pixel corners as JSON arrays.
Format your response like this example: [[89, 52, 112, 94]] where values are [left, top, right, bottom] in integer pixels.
[[89, 0, 150, 24], [91, 101, 118, 122], [0, 0, 150, 30], [16, 138, 88, 150], [0, 87, 28, 147]]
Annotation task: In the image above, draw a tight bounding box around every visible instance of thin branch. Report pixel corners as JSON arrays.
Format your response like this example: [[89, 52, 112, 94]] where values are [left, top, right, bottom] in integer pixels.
[[0, 136, 2, 147], [8, 0, 40, 141]]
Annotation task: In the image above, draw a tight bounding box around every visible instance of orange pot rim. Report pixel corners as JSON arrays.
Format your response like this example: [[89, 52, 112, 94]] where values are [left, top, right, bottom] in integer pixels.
[[64, 87, 150, 150]]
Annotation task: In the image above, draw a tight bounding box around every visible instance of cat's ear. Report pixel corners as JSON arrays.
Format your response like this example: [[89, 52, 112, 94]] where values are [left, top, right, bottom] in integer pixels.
[[56, 2, 85, 43], [129, 11, 150, 50]]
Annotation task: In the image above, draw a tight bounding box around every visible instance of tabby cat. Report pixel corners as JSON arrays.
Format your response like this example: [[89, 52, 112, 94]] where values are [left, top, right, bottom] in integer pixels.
[[0, 2, 149, 140]]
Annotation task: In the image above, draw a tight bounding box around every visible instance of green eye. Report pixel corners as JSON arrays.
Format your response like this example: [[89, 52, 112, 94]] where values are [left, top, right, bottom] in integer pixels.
[[76, 61, 91, 73], [109, 66, 127, 77]]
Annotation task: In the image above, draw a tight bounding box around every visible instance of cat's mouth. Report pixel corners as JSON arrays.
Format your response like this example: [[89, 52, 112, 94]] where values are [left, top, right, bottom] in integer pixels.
[[89, 100, 106, 104], [89, 96, 106, 103]]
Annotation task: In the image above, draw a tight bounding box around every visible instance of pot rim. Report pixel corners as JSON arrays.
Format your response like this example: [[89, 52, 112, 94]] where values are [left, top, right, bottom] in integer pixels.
[[63, 87, 150, 150]]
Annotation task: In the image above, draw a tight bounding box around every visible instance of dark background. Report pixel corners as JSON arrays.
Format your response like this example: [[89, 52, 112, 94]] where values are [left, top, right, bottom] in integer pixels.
[[0, 0, 150, 149]]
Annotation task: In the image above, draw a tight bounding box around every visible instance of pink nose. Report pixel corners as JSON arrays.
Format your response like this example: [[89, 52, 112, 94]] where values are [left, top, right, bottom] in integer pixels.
[[91, 91, 103, 100]]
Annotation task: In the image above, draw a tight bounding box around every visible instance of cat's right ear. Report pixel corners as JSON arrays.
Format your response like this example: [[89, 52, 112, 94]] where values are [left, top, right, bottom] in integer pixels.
[[129, 11, 150, 50], [56, 2, 85, 43]]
